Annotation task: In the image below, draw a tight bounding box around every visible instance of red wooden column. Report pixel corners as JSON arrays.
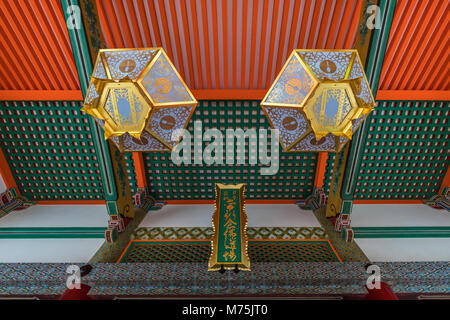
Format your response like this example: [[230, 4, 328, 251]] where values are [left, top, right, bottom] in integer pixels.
[[0, 146, 19, 195], [439, 164, 450, 194], [314, 152, 328, 189], [132, 152, 147, 188]]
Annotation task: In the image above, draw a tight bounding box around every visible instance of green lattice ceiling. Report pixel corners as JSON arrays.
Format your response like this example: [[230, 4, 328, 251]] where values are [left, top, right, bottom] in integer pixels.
[[144, 101, 318, 200], [354, 101, 449, 200], [323, 153, 336, 196], [2, 100, 447, 203], [124, 152, 138, 195], [0, 101, 104, 201]]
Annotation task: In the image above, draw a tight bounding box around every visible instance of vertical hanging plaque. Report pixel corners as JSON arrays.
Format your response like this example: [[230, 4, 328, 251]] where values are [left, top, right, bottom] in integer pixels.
[[208, 183, 250, 271]]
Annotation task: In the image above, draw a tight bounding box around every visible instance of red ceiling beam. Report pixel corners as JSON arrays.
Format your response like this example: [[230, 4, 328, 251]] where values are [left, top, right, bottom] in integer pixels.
[[0, 90, 83, 101], [439, 165, 450, 195], [192, 89, 266, 100], [376, 90, 450, 101], [314, 152, 328, 188], [132, 152, 147, 188], [0, 146, 19, 195]]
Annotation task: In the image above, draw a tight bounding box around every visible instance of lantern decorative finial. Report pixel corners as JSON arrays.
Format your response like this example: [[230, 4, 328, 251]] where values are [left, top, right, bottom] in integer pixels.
[[261, 49, 375, 152], [82, 48, 197, 152]]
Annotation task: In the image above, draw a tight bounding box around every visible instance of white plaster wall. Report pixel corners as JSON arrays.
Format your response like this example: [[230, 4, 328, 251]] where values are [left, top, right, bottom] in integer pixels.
[[351, 204, 450, 227], [139, 204, 321, 227], [0, 239, 104, 263], [0, 205, 109, 263], [352, 204, 450, 262], [0, 205, 109, 227], [356, 238, 450, 262]]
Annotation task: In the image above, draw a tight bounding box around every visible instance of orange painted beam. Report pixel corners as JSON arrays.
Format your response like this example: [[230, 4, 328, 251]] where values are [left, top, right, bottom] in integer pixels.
[[353, 200, 424, 204], [439, 164, 450, 194], [376, 90, 450, 101], [192, 89, 266, 100], [0, 90, 83, 101], [0, 146, 19, 194], [4, 89, 448, 102], [35, 200, 106, 205], [314, 152, 328, 188], [132, 152, 147, 188]]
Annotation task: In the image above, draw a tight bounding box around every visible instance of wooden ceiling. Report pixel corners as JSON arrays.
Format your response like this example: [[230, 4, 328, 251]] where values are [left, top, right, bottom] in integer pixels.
[[377, 0, 449, 100], [96, 0, 362, 90], [0, 0, 448, 101]]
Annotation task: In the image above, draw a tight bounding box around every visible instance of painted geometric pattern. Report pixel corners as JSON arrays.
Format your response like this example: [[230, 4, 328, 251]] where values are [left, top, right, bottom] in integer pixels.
[[0, 101, 104, 201], [131, 227, 328, 240], [148, 106, 194, 147], [1, 262, 448, 296], [119, 240, 340, 263], [313, 207, 368, 262], [290, 132, 336, 152], [89, 209, 148, 263], [265, 55, 315, 105], [141, 53, 192, 104], [297, 51, 353, 81], [144, 101, 318, 200], [264, 106, 310, 149], [104, 49, 157, 80], [354, 101, 449, 200]]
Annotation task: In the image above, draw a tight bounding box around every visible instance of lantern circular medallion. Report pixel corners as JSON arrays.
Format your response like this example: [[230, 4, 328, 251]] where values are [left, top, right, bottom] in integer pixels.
[[119, 59, 136, 73], [155, 77, 172, 94], [319, 60, 337, 74], [160, 115, 176, 130], [311, 137, 327, 145], [284, 78, 303, 96], [282, 116, 298, 131]]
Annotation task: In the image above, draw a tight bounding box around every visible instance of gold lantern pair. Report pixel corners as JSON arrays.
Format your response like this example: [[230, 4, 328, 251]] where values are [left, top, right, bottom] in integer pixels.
[[82, 48, 197, 152], [82, 48, 375, 154]]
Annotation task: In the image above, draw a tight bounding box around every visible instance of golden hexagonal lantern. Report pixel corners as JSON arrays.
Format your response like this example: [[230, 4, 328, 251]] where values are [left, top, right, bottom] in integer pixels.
[[261, 49, 375, 152], [82, 48, 197, 152]]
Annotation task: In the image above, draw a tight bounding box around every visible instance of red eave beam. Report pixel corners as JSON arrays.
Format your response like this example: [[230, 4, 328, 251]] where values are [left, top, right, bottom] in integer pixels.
[[439, 164, 450, 194], [192, 89, 266, 100], [376, 90, 450, 101], [165, 199, 296, 205], [132, 152, 147, 188], [0, 90, 83, 101], [314, 152, 328, 188], [0, 146, 19, 195]]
